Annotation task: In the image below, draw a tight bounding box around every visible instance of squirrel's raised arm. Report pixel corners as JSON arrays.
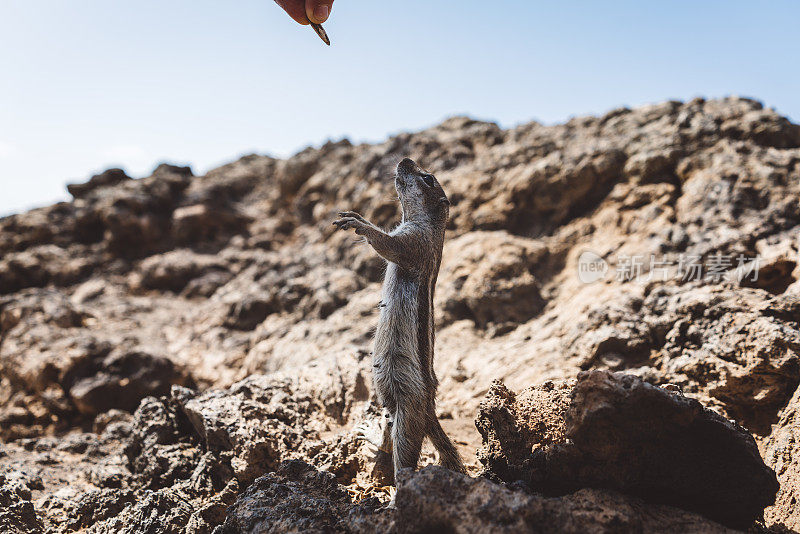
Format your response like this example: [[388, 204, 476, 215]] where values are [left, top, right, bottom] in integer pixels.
[[333, 212, 424, 271], [333, 211, 432, 271]]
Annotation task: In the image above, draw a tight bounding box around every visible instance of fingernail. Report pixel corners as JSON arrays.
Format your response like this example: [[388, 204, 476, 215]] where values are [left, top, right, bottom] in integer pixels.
[[314, 5, 329, 22]]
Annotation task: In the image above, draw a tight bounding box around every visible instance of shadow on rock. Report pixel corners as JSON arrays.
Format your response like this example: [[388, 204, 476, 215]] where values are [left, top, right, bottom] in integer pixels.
[[476, 370, 779, 529]]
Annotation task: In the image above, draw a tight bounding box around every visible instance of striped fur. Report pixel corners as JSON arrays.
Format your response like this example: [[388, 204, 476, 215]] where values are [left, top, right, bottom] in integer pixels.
[[333, 157, 465, 483]]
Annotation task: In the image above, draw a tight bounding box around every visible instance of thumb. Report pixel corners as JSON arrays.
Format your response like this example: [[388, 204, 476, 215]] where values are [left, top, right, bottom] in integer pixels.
[[306, 0, 334, 24], [275, 0, 310, 25]]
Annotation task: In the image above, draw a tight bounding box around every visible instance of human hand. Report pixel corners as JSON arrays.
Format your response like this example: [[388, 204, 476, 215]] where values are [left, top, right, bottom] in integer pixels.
[[274, 0, 334, 25]]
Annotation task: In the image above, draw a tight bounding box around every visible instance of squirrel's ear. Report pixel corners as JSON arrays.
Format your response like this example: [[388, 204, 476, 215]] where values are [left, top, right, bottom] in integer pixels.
[[439, 197, 450, 206]]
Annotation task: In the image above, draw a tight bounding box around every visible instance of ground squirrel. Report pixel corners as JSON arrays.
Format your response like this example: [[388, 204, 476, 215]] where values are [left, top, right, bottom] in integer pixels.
[[333, 157, 466, 483]]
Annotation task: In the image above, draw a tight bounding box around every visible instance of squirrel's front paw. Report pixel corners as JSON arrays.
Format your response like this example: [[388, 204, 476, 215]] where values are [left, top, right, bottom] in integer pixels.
[[332, 216, 367, 235], [337, 211, 366, 222]]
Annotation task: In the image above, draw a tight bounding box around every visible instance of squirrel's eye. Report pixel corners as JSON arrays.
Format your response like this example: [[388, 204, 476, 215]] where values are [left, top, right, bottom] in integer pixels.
[[421, 174, 436, 187]]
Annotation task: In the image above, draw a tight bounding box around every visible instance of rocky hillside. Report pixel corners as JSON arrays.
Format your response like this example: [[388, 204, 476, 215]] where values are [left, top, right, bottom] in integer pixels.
[[1, 97, 799, 533]]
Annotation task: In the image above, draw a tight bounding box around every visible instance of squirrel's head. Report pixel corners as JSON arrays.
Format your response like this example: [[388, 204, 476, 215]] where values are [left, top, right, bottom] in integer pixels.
[[394, 158, 449, 223]]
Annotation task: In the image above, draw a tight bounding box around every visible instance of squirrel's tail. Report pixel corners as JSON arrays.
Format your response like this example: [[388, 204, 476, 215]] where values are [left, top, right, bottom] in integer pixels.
[[427, 416, 467, 474]]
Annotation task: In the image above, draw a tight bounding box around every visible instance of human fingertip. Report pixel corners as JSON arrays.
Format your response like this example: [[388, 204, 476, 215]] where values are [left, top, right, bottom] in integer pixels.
[[313, 4, 329, 23]]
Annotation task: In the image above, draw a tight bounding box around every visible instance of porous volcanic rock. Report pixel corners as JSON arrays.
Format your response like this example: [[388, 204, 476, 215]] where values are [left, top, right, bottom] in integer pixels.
[[67, 168, 132, 199], [476, 370, 779, 529], [394, 466, 735, 534], [439, 231, 549, 327], [129, 249, 230, 293], [0, 474, 44, 534], [220, 462, 736, 534], [764, 382, 800, 531], [1, 97, 799, 531], [0, 288, 193, 438], [216, 460, 387, 534], [119, 373, 375, 532], [564, 284, 800, 436]]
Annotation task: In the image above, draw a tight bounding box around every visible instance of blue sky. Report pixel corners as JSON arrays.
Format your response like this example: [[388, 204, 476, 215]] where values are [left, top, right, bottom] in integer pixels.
[[1, 0, 798, 216]]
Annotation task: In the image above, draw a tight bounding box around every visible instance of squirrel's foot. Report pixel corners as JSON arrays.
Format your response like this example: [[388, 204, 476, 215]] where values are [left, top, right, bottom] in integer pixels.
[[354, 408, 393, 452], [354, 417, 385, 451], [381, 491, 397, 510]]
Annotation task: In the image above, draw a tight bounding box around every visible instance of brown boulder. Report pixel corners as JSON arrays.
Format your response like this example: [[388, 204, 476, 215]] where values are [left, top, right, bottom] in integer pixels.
[[0, 474, 43, 534], [129, 249, 230, 293], [0, 245, 97, 295], [476, 371, 779, 529], [220, 462, 736, 534], [565, 285, 800, 436], [0, 289, 194, 435], [171, 203, 252, 245], [763, 383, 800, 531], [395, 466, 734, 534], [68, 349, 192, 416], [67, 168, 132, 199], [217, 460, 386, 534], [439, 231, 548, 327]]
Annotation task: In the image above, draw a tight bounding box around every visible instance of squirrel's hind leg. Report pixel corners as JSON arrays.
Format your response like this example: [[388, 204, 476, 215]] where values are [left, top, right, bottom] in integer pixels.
[[391, 406, 425, 481], [427, 411, 467, 474]]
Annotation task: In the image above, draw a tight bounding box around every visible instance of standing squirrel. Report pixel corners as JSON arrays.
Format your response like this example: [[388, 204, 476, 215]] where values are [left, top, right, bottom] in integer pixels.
[[333, 157, 466, 483]]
